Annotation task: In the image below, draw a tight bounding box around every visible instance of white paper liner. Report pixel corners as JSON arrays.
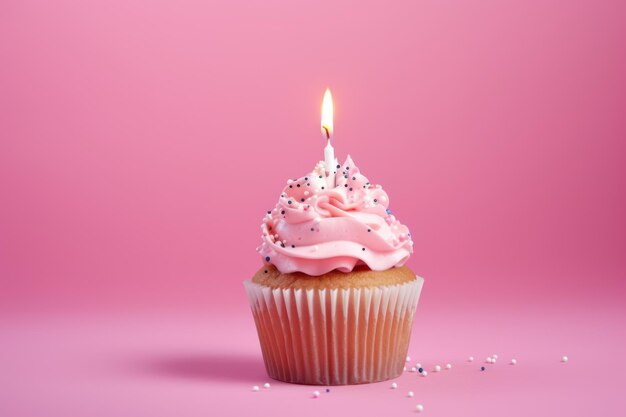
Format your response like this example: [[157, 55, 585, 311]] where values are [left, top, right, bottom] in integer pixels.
[[244, 276, 424, 385]]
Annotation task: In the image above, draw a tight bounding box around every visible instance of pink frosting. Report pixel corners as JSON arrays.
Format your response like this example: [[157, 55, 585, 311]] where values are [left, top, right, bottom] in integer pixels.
[[257, 156, 413, 276]]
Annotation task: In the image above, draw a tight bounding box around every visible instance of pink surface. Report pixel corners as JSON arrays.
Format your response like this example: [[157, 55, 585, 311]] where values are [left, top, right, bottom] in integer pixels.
[[1, 0, 625, 416]]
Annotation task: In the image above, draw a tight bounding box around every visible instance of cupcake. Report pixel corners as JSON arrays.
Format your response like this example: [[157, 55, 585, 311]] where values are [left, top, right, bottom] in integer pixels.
[[244, 156, 423, 385]]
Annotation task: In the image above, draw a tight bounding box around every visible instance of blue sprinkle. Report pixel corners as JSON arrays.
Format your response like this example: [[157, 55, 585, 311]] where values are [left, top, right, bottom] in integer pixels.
[[418, 367, 423, 373], [386, 209, 391, 214], [265, 256, 270, 262]]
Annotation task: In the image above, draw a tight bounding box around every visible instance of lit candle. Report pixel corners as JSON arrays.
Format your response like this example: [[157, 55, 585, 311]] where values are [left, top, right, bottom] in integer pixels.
[[321, 88, 336, 187]]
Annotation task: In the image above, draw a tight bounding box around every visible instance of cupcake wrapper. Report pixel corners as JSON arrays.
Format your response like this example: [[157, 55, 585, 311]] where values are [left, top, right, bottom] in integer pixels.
[[244, 277, 424, 385]]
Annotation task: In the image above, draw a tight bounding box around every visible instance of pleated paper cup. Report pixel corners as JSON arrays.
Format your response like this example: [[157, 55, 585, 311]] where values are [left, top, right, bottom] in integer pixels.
[[244, 277, 424, 385]]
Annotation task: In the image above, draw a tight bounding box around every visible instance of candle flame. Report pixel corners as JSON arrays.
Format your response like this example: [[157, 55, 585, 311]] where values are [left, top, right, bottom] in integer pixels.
[[321, 88, 333, 140]]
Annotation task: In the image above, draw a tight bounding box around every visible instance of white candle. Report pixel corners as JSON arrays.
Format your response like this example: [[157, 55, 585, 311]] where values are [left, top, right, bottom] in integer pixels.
[[321, 88, 335, 187]]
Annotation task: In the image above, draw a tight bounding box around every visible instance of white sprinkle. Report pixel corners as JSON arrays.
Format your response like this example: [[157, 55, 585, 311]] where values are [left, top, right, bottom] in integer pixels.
[[492, 357, 497, 363], [403, 366, 407, 371], [562, 356, 569, 363], [510, 359, 517, 365], [486, 357, 493, 364], [415, 363, 422, 368], [407, 391, 415, 398], [406, 356, 411, 362], [416, 404, 424, 412], [391, 382, 398, 389], [263, 383, 271, 389], [420, 371, 428, 377], [433, 365, 441, 372], [468, 356, 474, 362], [492, 354, 498, 359], [252, 385, 260, 392], [313, 390, 320, 398], [410, 367, 417, 372], [445, 363, 452, 370]]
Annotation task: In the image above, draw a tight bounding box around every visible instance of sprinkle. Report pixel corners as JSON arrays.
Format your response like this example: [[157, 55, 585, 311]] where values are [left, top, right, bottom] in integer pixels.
[[434, 365, 441, 372], [267, 211, 271, 214], [252, 385, 259, 392], [403, 366, 407, 371], [468, 356, 474, 362], [346, 166, 350, 170], [406, 356, 411, 362], [291, 245, 295, 248], [386, 208, 391, 214], [349, 187, 353, 191], [418, 367, 423, 373], [407, 391, 414, 398], [289, 185, 293, 188], [300, 198, 305, 202], [416, 404, 424, 413], [287, 201, 292, 204], [510, 359, 517, 365], [367, 229, 371, 232], [374, 199, 378, 203], [336, 164, 340, 168], [304, 177, 308, 180], [445, 363, 452, 370], [493, 354, 498, 359], [391, 382, 398, 389], [265, 256, 270, 262], [311, 228, 315, 231], [561, 356, 569, 363], [264, 270, 268, 274], [263, 383, 271, 389], [325, 388, 330, 393], [312, 390, 320, 398], [297, 184, 300, 187], [344, 184, 348, 187], [362, 247, 365, 251], [321, 186, 325, 190], [481, 366, 485, 371], [421, 371, 428, 377], [319, 175, 322, 179], [352, 176, 356, 180], [281, 210, 285, 215]]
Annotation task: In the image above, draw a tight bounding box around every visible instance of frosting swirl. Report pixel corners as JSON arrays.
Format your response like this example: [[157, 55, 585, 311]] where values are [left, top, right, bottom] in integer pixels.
[[257, 156, 413, 275]]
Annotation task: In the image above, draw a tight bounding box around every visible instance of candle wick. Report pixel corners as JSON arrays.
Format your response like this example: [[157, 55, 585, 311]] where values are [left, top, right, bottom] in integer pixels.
[[323, 126, 331, 140]]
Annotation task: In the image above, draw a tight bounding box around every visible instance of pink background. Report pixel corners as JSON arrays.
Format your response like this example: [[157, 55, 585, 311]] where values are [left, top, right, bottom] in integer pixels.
[[1, 0, 625, 416]]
